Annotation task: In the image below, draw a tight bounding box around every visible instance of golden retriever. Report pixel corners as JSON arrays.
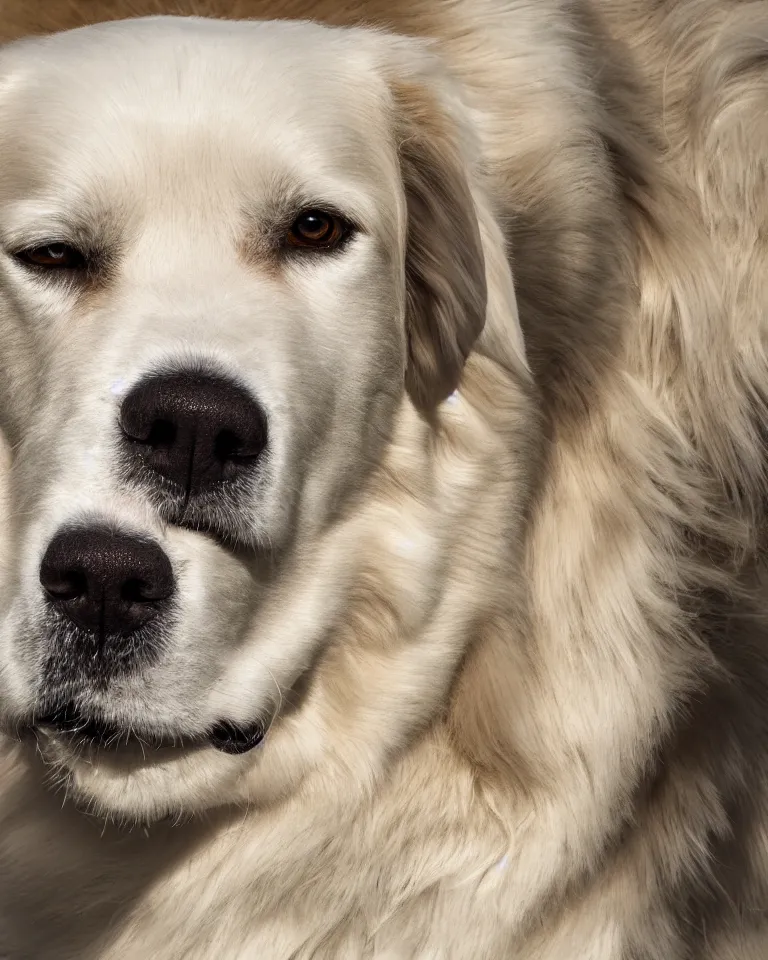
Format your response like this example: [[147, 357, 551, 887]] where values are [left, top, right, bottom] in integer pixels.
[[0, 1, 767, 957]]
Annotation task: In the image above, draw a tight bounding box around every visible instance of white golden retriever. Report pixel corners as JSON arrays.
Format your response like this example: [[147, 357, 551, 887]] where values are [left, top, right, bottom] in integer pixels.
[[1, 2, 768, 958]]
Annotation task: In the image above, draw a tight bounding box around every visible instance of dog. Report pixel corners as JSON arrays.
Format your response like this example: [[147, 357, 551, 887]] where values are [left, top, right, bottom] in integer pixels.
[[1, 1, 768, 957]]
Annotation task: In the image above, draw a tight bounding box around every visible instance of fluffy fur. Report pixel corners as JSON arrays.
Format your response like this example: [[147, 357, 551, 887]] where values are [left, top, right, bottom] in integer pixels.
[[0, 1, 767, 958]]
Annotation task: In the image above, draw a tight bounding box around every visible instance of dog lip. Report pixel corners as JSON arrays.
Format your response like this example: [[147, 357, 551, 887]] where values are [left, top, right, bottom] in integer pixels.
[[208, 718, 266, 754], [36, 702, 113, 740], [34, 702, 189, 750], [32, 703, 267, 754]]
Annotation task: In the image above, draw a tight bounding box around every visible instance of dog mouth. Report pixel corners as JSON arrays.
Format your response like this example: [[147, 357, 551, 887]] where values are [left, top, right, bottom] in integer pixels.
[[32, 702, 266, 755]]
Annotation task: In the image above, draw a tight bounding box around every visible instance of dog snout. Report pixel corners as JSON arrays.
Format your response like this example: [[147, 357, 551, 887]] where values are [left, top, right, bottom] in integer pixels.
[[39, 526, 174, 638], [119, 371, 268, 499]]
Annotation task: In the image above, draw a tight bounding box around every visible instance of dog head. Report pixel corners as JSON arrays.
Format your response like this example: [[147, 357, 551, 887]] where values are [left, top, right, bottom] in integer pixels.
[[0, 16, 533, 821]]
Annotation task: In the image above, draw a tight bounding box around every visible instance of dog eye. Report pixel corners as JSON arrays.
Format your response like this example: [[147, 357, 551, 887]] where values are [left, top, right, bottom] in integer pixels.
[[286, 210, 350, 250], [15, 243, 86, 270]]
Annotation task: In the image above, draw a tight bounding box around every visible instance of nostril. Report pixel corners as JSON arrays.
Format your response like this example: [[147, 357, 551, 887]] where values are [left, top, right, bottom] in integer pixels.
[[120, 577, 167, 604], [146, 419, 177, 448], [121, 416, 177, 448], [214, 428, 250, 462], [40, 567, 88, 603]]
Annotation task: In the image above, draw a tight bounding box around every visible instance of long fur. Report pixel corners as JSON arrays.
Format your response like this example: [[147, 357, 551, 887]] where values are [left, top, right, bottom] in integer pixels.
[[0, 1, 767, 958]]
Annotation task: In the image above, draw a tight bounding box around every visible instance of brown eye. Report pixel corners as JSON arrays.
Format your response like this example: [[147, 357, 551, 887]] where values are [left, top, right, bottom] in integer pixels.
[[16, 243, 86, 270], [286, 210, 349, 250]]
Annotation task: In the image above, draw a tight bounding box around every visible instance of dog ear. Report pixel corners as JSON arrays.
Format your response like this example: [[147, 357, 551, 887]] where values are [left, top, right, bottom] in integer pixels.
[[391, 71, 488, 411]]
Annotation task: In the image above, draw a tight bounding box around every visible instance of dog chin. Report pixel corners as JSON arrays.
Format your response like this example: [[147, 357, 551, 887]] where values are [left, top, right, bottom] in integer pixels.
[[33, 727, 256, 824]]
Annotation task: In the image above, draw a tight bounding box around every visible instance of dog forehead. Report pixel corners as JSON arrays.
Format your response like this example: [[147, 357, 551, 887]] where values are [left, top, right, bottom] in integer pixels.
[[2, 15, 385, 97], [0, 17, 396, 192]]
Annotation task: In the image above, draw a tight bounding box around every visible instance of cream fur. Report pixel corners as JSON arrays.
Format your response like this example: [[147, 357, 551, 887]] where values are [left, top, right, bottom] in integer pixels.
[[0, 2, 767, 958]]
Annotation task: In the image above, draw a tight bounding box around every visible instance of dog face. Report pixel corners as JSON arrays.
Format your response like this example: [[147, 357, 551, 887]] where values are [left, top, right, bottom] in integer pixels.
[[0, 16, 518, 820]]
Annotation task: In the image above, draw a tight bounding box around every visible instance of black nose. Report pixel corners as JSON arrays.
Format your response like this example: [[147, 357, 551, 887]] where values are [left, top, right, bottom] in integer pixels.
[[39, 527, 174, 637], [119, 371, 267, 499]]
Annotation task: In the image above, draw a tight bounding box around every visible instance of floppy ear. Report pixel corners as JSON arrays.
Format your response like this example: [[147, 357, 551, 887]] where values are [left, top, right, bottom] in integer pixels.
[[390, 71, 488, 411]]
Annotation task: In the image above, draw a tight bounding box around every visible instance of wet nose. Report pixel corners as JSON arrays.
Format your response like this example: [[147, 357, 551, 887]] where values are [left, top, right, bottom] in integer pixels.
[[39, 526, 174, 637], [118, 371, 267, 497]]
